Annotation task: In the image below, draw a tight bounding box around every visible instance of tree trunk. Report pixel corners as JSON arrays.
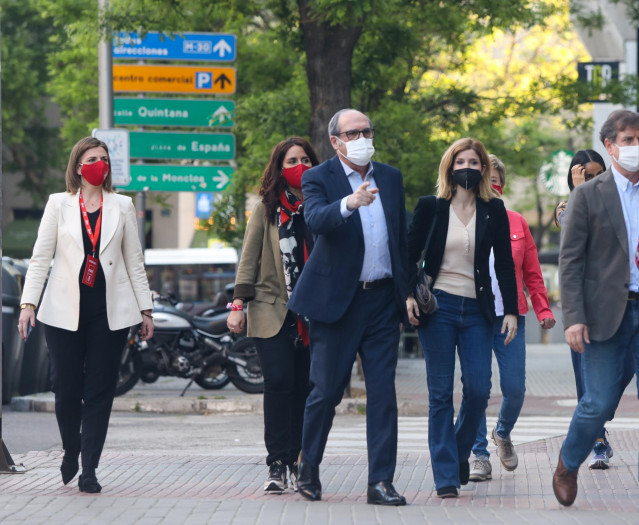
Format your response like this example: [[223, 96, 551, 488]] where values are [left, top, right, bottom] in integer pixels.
[[298, 1, 364, 161]]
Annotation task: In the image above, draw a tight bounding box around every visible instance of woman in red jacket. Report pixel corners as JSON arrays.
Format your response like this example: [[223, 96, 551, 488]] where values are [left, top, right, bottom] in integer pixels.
[[469, 154, 556, 482]]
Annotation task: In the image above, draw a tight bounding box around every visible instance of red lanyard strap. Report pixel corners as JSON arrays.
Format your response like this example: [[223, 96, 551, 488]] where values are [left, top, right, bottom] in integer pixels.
[[79, 192, 103, 257]]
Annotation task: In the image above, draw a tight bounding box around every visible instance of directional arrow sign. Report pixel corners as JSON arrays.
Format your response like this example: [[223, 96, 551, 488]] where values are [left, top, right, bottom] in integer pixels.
[[130, 131, 235, 161], [114, 98, 235, 128], [117, 165, 234, 192], [113, 32, 236, 62], [113, 64, 236, 95]]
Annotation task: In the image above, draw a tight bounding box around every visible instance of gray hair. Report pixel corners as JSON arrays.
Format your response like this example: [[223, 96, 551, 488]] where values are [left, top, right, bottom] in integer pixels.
[[488, 154, 506, 187], [327, 109, 373, 138], [599, 109, 639, 145]]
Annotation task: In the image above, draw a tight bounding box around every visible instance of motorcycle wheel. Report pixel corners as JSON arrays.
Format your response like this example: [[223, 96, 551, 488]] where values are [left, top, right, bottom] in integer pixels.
[[115, 343, 140, 397], [227, 337, 264, 394], [194, 364, 231, 390]]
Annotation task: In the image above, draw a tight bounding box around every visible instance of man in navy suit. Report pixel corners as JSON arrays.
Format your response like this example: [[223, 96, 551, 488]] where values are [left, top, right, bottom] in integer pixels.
[[288, 109, 408, 505]]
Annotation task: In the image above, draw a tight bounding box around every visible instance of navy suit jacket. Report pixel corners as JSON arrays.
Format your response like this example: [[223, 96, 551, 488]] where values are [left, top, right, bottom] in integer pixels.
[[287, 156, 409, 323]]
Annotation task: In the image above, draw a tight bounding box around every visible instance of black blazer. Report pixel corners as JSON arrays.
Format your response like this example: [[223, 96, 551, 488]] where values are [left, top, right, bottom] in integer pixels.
[[407, 195, 517, 324]]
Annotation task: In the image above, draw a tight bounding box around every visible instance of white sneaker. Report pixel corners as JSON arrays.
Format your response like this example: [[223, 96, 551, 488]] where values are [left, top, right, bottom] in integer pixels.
[[264, 460, 287, 493], [469, 457, 492, 481], [491, 428, 518, 471]]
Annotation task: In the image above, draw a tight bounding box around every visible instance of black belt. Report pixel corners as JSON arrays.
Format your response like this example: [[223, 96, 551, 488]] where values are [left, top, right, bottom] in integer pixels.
[[358, 278, 393, 290], [629, 291, 639, 300]]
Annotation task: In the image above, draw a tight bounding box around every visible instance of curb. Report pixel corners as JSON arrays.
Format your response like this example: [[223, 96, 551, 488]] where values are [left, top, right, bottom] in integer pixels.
[[10, 392, 375, 416]]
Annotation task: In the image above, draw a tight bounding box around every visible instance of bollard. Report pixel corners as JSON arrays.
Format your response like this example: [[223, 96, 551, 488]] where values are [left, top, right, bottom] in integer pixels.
[[0, 337, 25, 474]]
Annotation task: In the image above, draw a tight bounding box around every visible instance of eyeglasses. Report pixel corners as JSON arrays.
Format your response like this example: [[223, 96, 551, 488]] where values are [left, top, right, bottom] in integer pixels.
[[335, 128, 375, 141]]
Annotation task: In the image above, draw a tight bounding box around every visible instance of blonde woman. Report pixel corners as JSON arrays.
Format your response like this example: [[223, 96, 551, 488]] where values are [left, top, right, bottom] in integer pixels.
[[406, 138, 517, 498]]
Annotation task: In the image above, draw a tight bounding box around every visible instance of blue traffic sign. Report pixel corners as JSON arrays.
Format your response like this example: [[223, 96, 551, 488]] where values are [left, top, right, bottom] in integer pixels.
[[113, 32, 236, 62], [195, 193, 214, 219]]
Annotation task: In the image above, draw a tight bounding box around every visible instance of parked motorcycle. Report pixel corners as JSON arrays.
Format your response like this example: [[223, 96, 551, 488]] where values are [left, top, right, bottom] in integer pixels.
[[115, 294, 263, 396]]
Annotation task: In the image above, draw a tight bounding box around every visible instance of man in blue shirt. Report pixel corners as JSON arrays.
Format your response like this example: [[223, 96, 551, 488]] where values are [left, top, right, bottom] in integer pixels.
[[288, 109, 408, 505]]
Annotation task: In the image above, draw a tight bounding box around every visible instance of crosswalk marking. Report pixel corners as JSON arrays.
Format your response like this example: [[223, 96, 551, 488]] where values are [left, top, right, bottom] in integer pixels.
[[324, 416, 639, 454], [222, 415, 639, 456]]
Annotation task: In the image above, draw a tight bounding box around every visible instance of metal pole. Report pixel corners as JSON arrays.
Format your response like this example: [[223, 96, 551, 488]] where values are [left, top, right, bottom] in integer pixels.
[[136, 191, 146, 250], [98, 0, 113, 129]]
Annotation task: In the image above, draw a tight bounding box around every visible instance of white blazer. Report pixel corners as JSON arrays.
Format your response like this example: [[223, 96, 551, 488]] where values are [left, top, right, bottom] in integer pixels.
[[21, 191, 153, 331]]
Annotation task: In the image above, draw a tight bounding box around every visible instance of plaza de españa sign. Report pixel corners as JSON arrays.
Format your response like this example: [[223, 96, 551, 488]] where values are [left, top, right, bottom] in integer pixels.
[[114, 98, 235, 128], [129, 131, 235, 161], [116, 165, 234, 192]]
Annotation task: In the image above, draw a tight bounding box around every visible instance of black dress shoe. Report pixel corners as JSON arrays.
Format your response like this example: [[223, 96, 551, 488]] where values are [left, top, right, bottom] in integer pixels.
[[459, 459, 470, 486], [60, 455, 79, 485], [78, 473, 102, 494], [297, 454, 321, 501], [367, 481, 407, 506], [436, 486, 459, 498]]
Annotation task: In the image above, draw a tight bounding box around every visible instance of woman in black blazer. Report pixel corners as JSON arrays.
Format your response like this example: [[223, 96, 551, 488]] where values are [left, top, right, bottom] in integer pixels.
[[405, 137, 517, 498]]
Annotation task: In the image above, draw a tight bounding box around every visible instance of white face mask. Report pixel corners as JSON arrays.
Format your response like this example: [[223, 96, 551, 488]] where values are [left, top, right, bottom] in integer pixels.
[[613, 144, 639, 172], [337, 137, 375, 166]]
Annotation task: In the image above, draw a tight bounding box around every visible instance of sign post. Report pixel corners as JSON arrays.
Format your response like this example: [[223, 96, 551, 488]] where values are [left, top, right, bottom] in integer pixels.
[[114, 98, 235, 128], [113, 32, 236, 62], [116, 165, 233, 192], [113, 64, 235, 95]]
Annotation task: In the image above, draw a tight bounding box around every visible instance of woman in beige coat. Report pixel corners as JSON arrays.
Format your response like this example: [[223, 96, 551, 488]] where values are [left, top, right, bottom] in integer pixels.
[[227, 137, 319, 493], [18, 137, 153, 493]]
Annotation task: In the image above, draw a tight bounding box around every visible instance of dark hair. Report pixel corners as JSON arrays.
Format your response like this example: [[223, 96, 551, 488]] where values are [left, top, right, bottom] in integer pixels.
[[567, 149, 606, 191], [554, 149, 607, 227], [65, 137, 114, 194], [599, 109, 639, 145], [259, 137, 319, 224]]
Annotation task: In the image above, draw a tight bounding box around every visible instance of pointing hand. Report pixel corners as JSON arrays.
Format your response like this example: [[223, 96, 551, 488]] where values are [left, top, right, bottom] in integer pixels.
[[346, 181, 379, 210]]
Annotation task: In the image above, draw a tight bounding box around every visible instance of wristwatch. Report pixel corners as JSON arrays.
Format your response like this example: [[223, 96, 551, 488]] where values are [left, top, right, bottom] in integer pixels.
[[20, 303, 35, 310]]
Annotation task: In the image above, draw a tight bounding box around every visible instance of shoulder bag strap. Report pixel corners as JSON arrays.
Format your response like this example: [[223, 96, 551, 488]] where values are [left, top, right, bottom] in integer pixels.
[[417, 199, 438, 269]]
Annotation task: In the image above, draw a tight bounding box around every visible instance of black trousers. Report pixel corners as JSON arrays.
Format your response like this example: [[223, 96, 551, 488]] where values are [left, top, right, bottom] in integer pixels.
[[45, 288, 129, 470], [253, 313, 311, 467]]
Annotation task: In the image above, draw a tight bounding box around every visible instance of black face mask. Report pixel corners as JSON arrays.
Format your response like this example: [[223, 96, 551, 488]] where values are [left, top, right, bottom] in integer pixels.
[[452, 168, 483, 190]]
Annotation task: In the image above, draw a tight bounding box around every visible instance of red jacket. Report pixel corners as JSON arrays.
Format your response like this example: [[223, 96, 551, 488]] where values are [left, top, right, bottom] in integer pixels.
[[507, 210, 554, 322]]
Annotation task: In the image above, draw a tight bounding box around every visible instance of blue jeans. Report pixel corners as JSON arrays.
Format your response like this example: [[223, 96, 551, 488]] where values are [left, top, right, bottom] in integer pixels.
[[472, 315, 526, 458], [561, 299, 639, 471], [418, 290, 493, 489]]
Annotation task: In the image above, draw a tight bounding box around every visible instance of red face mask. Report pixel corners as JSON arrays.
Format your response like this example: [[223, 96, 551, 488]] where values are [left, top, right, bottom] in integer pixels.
[[491, 183, 503, 195], [282, 164, 310, 190], [80, 160, 109, 187]]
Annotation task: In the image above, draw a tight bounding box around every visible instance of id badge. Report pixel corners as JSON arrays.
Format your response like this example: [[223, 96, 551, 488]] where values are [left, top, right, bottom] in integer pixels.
[[82, 254, 99, 287]]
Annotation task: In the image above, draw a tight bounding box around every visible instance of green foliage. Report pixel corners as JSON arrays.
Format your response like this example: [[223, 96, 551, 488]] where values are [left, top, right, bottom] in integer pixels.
[[11, 0, 633, 247], [1, 0, 64, 204]]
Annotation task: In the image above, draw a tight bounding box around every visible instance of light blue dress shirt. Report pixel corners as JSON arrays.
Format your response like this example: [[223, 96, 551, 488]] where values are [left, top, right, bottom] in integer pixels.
[[611, 166, 639, 292], [338, 159, 393, 282]]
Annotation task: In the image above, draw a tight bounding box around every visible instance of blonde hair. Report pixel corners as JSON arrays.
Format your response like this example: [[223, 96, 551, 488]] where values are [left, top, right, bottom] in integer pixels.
[[488, 154, 506, 187], [436, 138, 494, 202], [65, 137, 114, 194]]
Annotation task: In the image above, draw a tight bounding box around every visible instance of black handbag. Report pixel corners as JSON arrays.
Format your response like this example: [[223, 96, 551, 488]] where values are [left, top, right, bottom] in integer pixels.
[[414, 207, 438, 315]]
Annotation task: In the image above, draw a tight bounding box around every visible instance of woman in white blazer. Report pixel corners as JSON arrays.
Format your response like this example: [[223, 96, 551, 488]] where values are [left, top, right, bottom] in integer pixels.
[[18, 137, 154, 493]]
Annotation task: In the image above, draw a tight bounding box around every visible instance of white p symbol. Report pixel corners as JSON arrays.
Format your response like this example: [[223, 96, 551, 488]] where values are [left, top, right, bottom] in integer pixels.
[[196, 72, 211, 89]]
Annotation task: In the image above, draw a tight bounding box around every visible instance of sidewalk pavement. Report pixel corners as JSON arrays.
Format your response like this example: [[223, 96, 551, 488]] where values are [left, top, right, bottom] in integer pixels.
[[3, 343, 638, 523], [1, 433, 639, 524]]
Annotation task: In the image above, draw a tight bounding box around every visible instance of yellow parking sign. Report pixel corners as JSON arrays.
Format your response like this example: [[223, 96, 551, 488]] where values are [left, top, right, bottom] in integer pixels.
[[113, 64, 235, 94]]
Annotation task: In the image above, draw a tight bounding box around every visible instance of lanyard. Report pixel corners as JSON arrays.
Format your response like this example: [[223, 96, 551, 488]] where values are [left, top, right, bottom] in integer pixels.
[[79, 192, 103, 257]]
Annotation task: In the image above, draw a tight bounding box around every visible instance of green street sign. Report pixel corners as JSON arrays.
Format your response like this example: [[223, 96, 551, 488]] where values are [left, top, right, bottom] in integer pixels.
[[114, 98, 235, 127], [116, 165, 233, 191], [130, 131, 235, 160]]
